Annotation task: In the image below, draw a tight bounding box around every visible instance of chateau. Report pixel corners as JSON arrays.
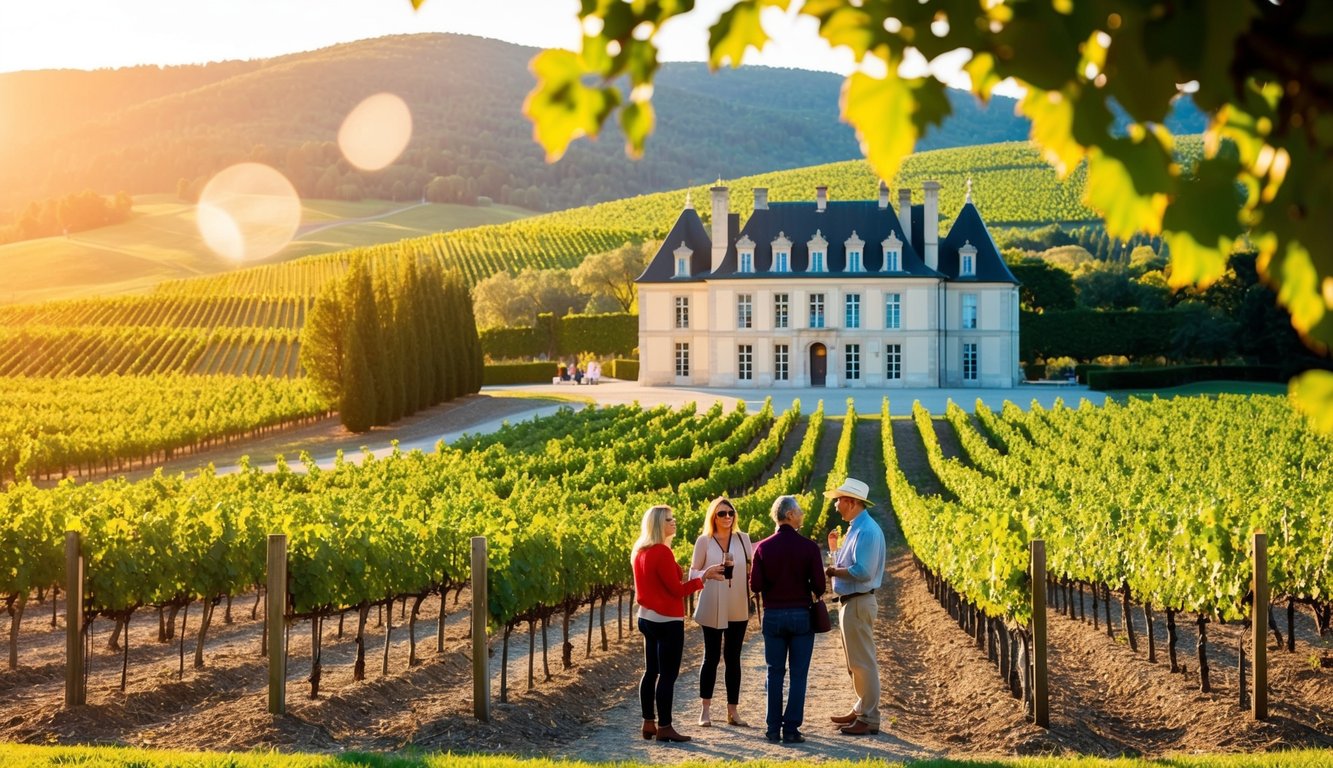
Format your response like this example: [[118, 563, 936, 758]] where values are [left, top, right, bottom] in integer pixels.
[[635, 180, 1020, 388]]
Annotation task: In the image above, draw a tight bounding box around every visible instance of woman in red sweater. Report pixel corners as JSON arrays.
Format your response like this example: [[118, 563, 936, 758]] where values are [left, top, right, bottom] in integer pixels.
[[632, 504, 724, 743]]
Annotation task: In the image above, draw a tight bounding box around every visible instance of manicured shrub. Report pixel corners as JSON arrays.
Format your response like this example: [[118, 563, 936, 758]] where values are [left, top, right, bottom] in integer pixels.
[[1086, 364, 1284, 391], [607, 359, 639, 381], [483, 361, 559, 385]]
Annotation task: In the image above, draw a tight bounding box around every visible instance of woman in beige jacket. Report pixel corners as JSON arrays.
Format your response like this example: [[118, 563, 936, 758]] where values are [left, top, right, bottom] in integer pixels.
[[689, 496, 754, 727]]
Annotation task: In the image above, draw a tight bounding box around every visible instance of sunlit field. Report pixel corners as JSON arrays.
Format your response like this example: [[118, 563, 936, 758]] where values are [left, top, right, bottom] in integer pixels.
[[0, 196, 531, 305]]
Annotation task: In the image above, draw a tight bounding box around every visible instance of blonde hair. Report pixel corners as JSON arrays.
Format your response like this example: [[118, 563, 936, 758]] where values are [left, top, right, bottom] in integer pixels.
[[702, 496, 739, 538], [632, 504, 674, 558]]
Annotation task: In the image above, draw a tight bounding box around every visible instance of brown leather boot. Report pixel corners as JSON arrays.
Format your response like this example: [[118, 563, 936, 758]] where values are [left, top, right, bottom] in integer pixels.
[[830, 711, 859, 725], [839, 719, 880, 735], [641, 720, 656, 740], [654, 724, 692, 742]]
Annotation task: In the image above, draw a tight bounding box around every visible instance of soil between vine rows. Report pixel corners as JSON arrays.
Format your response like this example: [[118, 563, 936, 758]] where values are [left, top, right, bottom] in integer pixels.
[[1, 407, 1330, 759]]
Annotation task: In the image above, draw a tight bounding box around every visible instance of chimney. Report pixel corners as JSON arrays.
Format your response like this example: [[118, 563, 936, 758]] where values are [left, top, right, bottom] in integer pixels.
[[923, 180, 940, 271], [711, 182, 729, 272], [754, 187, 768, 210], [898, 187, 912, 218], [878, 180, 890, 209], [816, 185, 827, 212]]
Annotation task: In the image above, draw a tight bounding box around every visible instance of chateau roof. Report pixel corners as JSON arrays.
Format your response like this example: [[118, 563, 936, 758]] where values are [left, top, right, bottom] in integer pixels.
[[637, 206, 714, 282], [638, 188, 1015, 284], [938, 201, 1018, 284], [713, 200, 938, 278]]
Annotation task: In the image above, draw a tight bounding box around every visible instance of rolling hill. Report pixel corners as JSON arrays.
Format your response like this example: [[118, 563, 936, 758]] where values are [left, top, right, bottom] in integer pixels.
[[0, 32, 1208, 222], [0, 196, 530, 305]]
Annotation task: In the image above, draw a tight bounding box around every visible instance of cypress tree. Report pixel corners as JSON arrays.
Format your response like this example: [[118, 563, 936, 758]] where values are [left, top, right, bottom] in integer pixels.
[[372, 268, 402, 424], [299, 279, 347, 404], [444, 273, 469, 399], [340, 313, 376, 433], [399, 260, 424, 416], [427, 262, 457, 402], [346, 260, 382, 428], [453, 272, 484, 394]]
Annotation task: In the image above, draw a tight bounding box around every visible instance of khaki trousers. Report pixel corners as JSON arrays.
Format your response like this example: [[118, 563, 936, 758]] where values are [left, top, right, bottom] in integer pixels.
[[837, 594, 880, 725]]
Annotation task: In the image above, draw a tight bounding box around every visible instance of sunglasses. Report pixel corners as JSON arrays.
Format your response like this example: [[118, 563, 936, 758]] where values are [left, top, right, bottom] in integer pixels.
[[715, 509, 735, 517]]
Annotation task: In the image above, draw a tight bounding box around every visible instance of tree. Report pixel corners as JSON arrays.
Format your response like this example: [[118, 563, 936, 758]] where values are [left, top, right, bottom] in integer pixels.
[[510, 0, 1333, 430], [471, 271, 528, 329], [1008, 258, 1076, 313], [1172, 305, 1239, 364], [1075, 264, 1139, 310], [572, 241, 653, 313], [299, 281, 348, 403], [1128, 245, 1167, 278], [344, 260, 381, 430]]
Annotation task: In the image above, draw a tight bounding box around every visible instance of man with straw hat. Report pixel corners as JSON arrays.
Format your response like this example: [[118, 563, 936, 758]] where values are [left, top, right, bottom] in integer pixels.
[[823, 477, 886, 735]]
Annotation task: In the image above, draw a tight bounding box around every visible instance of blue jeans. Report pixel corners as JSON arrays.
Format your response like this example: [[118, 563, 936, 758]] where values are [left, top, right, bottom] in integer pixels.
[[761, 607, 815, 737]]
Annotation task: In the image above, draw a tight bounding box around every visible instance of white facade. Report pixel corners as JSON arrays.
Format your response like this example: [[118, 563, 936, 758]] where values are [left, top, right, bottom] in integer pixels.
[[637, 182, 1021, 388]]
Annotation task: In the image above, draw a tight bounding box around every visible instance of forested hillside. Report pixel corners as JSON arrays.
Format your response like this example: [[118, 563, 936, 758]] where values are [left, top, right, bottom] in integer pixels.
[[0, 33, 1206, 220]]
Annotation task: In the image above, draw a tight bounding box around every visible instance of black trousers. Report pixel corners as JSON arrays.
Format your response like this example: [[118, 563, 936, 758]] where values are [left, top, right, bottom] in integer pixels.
[[699, 620, 748, 704], [639, 618, 684, 726]]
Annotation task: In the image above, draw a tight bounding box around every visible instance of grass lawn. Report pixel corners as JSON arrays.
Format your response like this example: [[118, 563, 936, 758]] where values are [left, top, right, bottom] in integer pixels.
[[0, 197, 532, 306], [1106, 380, 1289, 402], [2, 744, 1333, 767]]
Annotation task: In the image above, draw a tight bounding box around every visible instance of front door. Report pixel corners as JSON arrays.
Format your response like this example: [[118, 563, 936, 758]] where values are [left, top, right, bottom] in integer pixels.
[[810, 343, 827, 387]]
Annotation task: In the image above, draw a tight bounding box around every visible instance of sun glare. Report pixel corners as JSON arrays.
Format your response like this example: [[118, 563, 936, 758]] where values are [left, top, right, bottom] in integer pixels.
[[196, 163, 302, 262], [338, 92, 413, 171]]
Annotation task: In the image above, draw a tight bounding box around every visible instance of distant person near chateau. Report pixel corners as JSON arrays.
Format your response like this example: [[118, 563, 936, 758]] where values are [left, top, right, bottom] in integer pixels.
[[632, 504, 725, 743], [824, 477, 887, 736], [748, 495, 825, 744], [689, 496, 754, 728]]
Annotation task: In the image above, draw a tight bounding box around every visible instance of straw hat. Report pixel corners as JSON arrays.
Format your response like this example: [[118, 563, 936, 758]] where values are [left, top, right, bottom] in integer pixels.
[[823, 477, 874, 507]]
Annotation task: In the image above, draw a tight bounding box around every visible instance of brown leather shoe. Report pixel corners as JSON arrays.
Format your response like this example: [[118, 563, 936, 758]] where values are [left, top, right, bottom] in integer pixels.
[[654, 724, 692, 742], [839, 719, 880, 736], [830, 711, 859, 725], [641, 720, 656, 740]]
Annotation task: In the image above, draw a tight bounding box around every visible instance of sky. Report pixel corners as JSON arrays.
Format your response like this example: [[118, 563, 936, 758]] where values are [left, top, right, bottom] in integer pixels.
[[0, 0, 1001, 93]]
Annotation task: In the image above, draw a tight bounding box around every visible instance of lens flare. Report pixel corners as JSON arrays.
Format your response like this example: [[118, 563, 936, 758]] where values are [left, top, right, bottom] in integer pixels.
[[196, 163, 301, 262], [338, 92, 413, 171]]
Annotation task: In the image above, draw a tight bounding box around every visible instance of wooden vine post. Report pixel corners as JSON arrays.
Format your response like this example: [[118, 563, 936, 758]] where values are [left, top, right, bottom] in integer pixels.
[[1252, 531, 1268, 721], [1030, 539, 1049, 728], [267, 534, 287, 715], [64, 531, 85, 707], [472, 536, 491, 722]]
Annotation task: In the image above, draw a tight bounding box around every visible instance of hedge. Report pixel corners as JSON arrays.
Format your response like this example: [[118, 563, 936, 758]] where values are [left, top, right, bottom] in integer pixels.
[[480, 313, 637, 360], [558, 313, 637, 357], [607, 359, 639, 381], [1021, 309, 1179, 362], [480, 326, 549, 360], [483, 361, 559, 385], [1086, 364, 1285, 391]]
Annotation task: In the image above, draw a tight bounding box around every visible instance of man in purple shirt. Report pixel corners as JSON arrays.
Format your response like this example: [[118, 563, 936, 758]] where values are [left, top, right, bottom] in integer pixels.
[[749, 495, 826, 744]]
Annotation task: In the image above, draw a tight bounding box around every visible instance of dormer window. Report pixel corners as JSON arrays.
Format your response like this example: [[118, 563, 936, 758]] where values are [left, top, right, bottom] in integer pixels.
[[673, 241, 693, 277], [881, 231, 902, 272], [771, 232, 792, 273], [960, 240, 977, 277], [845, 231, 865, 273], [807, 230, 828, 273], [736, 235, 755, 274]]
